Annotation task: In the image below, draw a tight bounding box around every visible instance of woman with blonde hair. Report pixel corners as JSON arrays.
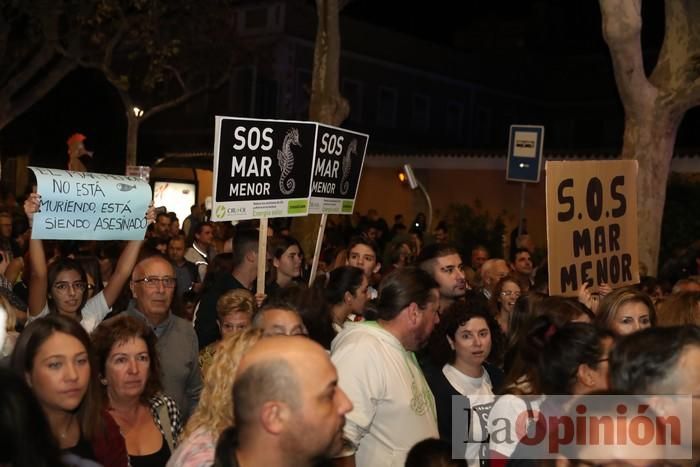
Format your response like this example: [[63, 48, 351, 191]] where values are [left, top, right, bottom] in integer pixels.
[[198, 289, 256, 375], [594, 286, 656, 336], [656, 291, 700, 326], [167, 328, 263, 467]]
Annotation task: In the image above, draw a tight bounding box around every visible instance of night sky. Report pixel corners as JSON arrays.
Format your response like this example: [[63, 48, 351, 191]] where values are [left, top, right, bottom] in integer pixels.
[[1, 1, 690, 175]]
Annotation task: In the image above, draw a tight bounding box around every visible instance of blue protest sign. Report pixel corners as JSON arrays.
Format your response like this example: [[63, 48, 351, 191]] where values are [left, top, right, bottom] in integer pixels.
[[506, 125, 544, 183], [29, 167, 152, 240]]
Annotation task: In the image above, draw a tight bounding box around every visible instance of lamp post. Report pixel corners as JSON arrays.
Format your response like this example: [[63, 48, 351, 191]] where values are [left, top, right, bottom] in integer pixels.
[[402, 164, 433, 231]]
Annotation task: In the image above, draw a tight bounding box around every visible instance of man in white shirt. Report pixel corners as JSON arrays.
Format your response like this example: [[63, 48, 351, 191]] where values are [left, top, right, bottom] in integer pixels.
[[331, 268, 441, 467]]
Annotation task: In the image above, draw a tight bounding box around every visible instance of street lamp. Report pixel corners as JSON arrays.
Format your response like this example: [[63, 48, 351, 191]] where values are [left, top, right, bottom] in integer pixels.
[[133, 106, 144, 118], [402, 164, 433, 231]]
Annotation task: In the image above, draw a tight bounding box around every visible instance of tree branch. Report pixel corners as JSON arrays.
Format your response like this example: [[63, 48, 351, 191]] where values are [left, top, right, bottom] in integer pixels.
[[599, 0, 657, 116], [0, 56, 75, 129]]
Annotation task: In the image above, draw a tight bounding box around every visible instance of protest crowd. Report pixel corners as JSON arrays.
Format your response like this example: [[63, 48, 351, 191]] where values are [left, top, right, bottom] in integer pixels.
[[0, 179, 699, 467]]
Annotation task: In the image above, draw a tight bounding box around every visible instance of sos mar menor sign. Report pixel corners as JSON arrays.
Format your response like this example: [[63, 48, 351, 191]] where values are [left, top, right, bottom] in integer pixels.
[[212, 116, 318, 221], [212, 116, 368, 221], [545, 160, 640, 297], [309, 124, 369, 215]]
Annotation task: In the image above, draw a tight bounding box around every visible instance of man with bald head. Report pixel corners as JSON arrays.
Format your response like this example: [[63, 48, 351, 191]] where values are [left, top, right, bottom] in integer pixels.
[[479, 258, 510, 300], [224, 336, 352, 467], [124, 253, 202, 418]]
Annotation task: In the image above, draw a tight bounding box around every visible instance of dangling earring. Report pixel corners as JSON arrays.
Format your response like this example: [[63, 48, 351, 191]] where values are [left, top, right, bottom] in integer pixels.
[[100, 378, 108, 386]]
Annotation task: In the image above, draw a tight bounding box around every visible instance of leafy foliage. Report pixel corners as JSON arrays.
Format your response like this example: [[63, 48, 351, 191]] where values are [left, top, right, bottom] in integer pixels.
[[445, 200, 506, 260]]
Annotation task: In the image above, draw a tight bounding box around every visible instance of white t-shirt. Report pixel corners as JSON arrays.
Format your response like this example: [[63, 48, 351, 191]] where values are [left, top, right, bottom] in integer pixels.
[[27, 291, 110, 334], [331, 322, 439, 467], [442, 364, 495, 467]]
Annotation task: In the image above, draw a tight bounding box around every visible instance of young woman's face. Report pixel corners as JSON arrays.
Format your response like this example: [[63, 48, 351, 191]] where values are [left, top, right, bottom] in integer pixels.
[[28, 332, 90, 413], [50, 269, 86, 315], [220, 311, 252, 338], [612, 301, 652, 336], [274, 245, 302, 279], [105, 337, 150, 402], [448, 317, 492, 369], [498, 280, 521, 314]]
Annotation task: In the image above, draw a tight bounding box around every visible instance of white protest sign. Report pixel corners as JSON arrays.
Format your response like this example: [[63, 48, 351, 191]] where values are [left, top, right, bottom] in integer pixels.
[[30, 167, 152, 240], [309, 124, 369, 214]]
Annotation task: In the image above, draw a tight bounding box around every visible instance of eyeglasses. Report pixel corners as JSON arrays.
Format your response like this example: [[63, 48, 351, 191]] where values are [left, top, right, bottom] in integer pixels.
[[53, 281, 87, 293], [501, 290, 521, 297], [133, 276, 177, 288]]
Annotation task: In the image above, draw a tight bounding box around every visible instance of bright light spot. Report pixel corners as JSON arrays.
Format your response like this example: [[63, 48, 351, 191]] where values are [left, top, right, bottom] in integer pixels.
[[398, 172, 407, 183], [133, 107, 144, 118], [519, 163, 525, 168]]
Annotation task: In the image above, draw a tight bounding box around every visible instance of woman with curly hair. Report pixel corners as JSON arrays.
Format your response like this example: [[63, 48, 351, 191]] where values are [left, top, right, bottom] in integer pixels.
[[167, 328, 263, 467], [92, 315, 182, 467], [424, 301, 504, 466]]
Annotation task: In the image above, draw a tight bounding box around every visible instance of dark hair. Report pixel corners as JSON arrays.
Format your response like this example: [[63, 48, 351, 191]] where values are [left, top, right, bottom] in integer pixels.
[[405, 438, 467, 467], [610, 325, 700, 394], [193, 221, 213, 237], [268, 235, 301, 260], [594, 286, 657, 333], [347, 236, 379, 258], [430, 300, 504, 368], [537, 322, 614, 394], [199, 252, 234, 296], [375, 267, 438, 321], [46, 258, 89, 315], [502, 292, 547, 374], [10, 315, 104, 440], [502, 297, 596, 394], [416, 242, 460, 270], [232, 229, 259, 269], [509, 247, 531, 265], [0, 368, 66, 467], [325, 266, 365, 305], [91, 315, 163, 404], [76, 255, 104, 295]]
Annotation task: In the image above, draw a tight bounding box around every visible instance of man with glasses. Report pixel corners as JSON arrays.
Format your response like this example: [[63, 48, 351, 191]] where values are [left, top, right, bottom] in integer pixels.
[[417, 243, 468, 312], [125, 253, 202, 419]]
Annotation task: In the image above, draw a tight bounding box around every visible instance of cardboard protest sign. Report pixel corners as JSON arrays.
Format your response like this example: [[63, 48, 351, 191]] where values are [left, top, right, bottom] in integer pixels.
[[545, 160, 639, 297], [309, 124, 369, 214], [29, 167, 152, 240], [211, 116, 318, 221]]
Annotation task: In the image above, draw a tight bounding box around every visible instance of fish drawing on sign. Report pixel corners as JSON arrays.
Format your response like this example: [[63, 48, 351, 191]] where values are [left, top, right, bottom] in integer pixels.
[[340, 139, 357, 195], [278, 128, 300, 195], [117, 183, 137, 192]]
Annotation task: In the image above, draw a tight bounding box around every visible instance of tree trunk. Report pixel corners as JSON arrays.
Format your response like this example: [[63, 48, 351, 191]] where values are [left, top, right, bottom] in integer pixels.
[[291, 0, 350, 259], [125, 114, 140, 170], [600, 0, 700, 275], [621, 111, 679, 275]]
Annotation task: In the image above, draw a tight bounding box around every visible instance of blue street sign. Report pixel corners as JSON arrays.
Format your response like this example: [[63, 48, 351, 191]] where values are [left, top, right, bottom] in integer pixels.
[[506, 125, 544, 183]]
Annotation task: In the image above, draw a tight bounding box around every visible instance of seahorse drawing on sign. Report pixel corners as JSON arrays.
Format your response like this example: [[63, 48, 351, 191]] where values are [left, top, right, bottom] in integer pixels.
[[278, 128, 301, 195], [340, 139, 357, 195]]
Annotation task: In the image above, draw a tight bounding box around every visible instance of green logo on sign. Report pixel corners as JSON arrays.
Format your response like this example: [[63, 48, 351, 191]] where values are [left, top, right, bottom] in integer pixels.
[[287, 199, 308, 214], [341, 200, 353, 213], [216, 205, 226, 218]]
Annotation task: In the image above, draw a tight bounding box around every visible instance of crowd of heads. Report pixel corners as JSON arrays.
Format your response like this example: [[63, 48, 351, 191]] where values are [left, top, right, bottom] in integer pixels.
[[1, 202, 700, 467]]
